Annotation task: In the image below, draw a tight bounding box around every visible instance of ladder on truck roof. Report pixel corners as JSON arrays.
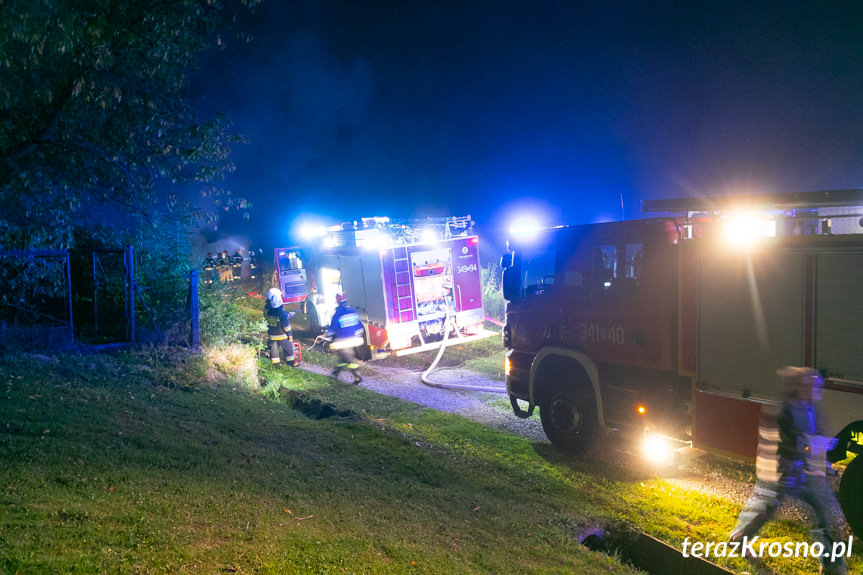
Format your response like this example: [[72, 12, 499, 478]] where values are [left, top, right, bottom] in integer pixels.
[[391, 246, 416, 323], [358, 215, 475, 243]]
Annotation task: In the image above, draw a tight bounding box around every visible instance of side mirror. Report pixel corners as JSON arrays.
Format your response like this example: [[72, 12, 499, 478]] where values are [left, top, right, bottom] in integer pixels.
[[501, 253, 521, 301]]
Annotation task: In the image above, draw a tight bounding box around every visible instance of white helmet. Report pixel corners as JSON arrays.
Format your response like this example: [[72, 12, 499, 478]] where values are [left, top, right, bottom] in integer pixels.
[[266, 288, 283, 308]]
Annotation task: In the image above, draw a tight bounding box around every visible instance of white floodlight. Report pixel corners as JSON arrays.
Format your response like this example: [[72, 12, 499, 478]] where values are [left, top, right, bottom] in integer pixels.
[[509, 219, 542, 241], [298, 223, 328, 241], [722, 210, 776, 247], [421, 228, 438, 245]]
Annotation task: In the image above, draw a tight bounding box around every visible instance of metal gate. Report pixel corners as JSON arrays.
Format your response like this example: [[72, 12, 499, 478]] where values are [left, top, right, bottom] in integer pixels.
[[89, 245, 159, 344]]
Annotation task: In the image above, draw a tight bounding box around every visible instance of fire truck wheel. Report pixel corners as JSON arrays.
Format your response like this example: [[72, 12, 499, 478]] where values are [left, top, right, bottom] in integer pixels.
[[306, 302, 321, 333], [839, 455, 863, 537], [539, 388, 597, 454]]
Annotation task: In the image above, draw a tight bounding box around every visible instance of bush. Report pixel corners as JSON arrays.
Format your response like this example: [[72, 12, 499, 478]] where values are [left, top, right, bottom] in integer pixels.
[[481, 264, 505, 322], [199, 287, 266, 347]]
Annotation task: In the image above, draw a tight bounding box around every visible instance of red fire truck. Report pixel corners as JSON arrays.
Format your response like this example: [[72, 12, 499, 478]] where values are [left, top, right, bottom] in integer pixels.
[[500, 190, 863, 534], [273, 216, 495, 359]]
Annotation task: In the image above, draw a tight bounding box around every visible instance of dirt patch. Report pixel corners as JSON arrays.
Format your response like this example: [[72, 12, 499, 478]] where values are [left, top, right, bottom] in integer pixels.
[[277, 387, 355, 419]]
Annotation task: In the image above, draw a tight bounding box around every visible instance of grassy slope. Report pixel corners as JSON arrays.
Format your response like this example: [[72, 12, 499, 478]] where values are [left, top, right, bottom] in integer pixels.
[[1, 351, 857, 574]]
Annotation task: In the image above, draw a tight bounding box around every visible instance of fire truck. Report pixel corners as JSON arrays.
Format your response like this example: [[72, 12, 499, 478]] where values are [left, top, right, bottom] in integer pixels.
[[500, 190, 863, 534], [273, 216, 495, 359]]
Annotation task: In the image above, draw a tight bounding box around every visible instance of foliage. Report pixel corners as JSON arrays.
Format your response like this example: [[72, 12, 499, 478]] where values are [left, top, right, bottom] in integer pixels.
[[199, 285, 266, 347], [0, 0, 259, 249], [0, 0, 262, 340], [0, 251, 70, 327], [481, 262, 505, 322]]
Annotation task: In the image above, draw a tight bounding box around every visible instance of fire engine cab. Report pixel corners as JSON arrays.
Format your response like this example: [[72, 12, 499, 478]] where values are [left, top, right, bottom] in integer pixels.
[[274, 215, 495, 359], [500, 190, 863, 535]]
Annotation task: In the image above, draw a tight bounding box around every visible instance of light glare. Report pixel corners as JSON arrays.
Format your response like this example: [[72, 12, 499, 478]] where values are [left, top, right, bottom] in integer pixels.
[[421, 228, 438, 244], [722, 211, 776, 247], [509, 219, 541, 240], [642, 434, 673, 464], [299, 223, 328, 241]]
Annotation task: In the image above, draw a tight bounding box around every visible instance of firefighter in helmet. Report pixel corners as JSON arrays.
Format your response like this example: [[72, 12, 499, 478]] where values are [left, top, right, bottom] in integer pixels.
[[218, 250, 232, 283], [324, 293, 364, 384], [248, 247, 258, 280], [265, 288, 297, 367], [730, 367, 847, 575], [202, 252, 216, 284], [231, 249, 243, 281]]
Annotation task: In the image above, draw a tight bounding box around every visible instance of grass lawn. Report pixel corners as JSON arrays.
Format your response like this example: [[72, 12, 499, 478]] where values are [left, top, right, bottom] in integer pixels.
[[1, 349, 857, 574]]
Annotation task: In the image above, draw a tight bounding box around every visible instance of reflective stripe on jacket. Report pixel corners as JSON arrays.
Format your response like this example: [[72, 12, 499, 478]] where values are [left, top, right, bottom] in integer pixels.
[[326, 302, 364, 344], [267, 305, 296, 340]]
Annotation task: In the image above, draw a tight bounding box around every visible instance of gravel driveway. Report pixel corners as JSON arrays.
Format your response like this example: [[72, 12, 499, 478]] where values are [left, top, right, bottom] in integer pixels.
[[298, 360, 548, 441]]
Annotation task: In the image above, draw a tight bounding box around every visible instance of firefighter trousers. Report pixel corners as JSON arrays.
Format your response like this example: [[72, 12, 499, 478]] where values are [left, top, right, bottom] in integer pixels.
[[731, 474, 847, 574], [268, 337, 297, 367], [332, 346, 361, 383]]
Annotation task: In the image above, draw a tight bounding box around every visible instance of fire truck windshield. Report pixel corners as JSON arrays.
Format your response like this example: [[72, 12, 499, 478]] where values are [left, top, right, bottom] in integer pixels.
[[278, 250, 303, 271], [516, 245, 557, 296]]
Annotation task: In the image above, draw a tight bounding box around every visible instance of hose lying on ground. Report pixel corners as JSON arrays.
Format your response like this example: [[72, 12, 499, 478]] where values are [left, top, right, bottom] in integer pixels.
[[420, 310, 506, 394]]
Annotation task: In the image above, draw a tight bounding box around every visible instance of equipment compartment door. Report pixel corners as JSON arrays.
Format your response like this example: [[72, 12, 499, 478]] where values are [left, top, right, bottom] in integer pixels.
[[697, 251, 805, 398], [694, 251, 806, 457], [815, 251, 863, 439], [816, 252, 863, 383]]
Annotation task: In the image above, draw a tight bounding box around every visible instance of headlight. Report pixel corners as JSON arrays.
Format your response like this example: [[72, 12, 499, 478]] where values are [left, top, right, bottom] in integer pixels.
[[642, 434, 674, 465]]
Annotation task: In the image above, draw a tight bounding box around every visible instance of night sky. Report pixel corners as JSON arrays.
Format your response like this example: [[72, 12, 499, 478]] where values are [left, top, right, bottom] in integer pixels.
[[192, 0, 863, 258]]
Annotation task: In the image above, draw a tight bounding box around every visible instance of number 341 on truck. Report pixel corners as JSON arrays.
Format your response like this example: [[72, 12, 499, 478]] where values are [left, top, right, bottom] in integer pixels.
[[500, 190, 863, 536]]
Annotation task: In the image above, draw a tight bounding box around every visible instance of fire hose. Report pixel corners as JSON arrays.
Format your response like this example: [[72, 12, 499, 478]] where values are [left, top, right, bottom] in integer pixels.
[[420, 308, 506, 394], [309, 306, 505, 393]]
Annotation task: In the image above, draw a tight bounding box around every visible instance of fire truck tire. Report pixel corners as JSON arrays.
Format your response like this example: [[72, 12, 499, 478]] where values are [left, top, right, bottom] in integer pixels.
[[839, 455, 863, 537], [539, 388, 597, 454], [306, 302, 321, 333]]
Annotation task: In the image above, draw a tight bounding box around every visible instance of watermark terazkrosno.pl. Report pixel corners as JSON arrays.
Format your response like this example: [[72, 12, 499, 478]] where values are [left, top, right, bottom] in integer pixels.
[[681, 536, 854, 561]]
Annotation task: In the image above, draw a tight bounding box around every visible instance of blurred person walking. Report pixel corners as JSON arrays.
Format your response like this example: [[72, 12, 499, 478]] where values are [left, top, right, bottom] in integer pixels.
[[325, 293, 364, 384], [730, 366, 848, 575]]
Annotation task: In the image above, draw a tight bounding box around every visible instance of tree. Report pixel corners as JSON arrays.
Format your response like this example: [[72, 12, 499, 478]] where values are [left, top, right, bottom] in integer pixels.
[[0, 0, 259, 250], [0, 0, 261, 342]]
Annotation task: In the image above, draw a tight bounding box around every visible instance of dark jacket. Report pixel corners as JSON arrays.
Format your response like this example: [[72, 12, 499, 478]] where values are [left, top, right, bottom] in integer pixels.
[[326, 302, 364, 349], [266, 304, 296, 340]]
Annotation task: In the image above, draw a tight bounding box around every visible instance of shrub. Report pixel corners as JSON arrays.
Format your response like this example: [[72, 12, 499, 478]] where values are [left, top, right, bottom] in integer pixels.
[[199, 287, 266, 347], [481, 263, 505, 322]]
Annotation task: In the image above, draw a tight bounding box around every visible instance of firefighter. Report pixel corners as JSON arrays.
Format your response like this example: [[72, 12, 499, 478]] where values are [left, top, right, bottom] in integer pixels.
[[324, 293, 364, 384], [231, 250, 243, 281], [202, 252, 216, 284], [265, 288, 297, 367], [730, 367, 847, 575], [248, 248, 258, 280], [218, 250, 232, 283]]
